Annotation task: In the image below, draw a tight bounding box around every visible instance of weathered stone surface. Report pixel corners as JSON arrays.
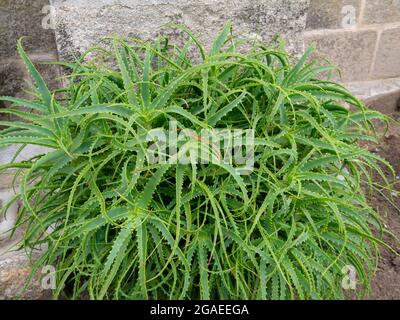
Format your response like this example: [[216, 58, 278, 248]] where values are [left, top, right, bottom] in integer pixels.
[[0, 0, 57, 58], [346, 77, 400, 113], [0, 0, 10, 7], [0, 248, 51, 300], [0, 60, 25, 111], [304, 30, 378, 82], [367, 89, 400, 114], [307, 0, 361, 30], [363, 0, 400, 25], [10, 0, 57, 55], [0, 1, 12, 58], [0, 188, 19, 242], [372, 27, 400, 79], [0, 149, 50, 300], [0, 145, 50, 168], [51, 0, 309, 61], [0, 61, 23, 88], [0, 56, 62, 120], [0, 145, 49, 244]]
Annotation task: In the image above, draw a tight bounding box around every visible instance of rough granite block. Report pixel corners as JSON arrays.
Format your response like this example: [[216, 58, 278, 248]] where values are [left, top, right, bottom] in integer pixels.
[[51, 0, 310, 61], [0, 60, 25, 111], [372, 27, 400, 79], [0, 249, 51, 300], [0, 0, 56, 58], [346, 78, 400, 114], [11, 0, 57, 53], [307, 0, 361, 30], [363, 0, 400, 25], [304, 30, 377, 82], [0, 2, 12, 58]]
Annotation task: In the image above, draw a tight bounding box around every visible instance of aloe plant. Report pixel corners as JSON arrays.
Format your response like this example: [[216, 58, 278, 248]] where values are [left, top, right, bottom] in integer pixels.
[[0, 23, 395, 300]]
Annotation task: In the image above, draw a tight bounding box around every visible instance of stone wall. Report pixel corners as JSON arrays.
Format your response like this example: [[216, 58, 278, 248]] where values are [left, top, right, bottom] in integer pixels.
[[1, 1, 400, 97], [0, 0, 56, 299], [50, 0, 400, 84], [0, 0, 58, 232], [305, 0, 400, 82], [0, 0, 59, 108], [50, 0, 309, 61], [3, 1, 399, 86]]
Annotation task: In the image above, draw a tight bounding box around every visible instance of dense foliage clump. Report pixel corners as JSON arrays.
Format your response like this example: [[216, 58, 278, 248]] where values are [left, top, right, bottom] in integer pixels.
[[0, 23, 394, 299]]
